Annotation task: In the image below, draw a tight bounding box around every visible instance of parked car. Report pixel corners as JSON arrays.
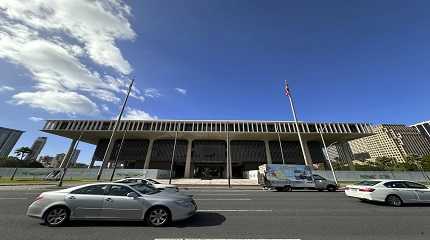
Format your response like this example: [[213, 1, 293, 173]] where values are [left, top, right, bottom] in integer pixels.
[[345, 180, 430, 206], [259, 164, 338, 192], [114, 178, 179, 192], [27, 182, 197, 227]]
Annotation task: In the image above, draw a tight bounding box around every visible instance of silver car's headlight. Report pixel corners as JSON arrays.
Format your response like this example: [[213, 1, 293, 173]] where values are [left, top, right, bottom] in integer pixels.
[[175, 200, 194, 208]]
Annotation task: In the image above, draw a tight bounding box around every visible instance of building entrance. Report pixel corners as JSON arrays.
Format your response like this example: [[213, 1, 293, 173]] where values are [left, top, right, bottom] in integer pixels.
[[193, 165, 224, 179]]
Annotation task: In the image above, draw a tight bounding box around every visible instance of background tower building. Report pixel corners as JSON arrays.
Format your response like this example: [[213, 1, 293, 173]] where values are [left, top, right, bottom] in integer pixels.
[[25, 137, 47, 161], [0, 127, 24, 157], [348, 124, 430, 162]]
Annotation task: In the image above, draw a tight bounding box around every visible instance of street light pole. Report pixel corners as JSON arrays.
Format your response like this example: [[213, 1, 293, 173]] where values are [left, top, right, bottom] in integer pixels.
[[318, 126, 338, 185], [110, 129, 127, 181], [58, 132, 82, 187], [96, 79, 134, 181]]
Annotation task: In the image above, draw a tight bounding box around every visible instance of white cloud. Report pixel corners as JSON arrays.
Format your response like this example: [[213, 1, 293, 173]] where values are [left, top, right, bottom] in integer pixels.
[[0, 1, 146, 115], [12, 91, 99, 116], [143, 88, 161, 98], [0, 85, 15, 92], [29, 116, 44, 122], [175, 88, 187, 95], [101, 104, 110, 112], [122, 107, 157, 120]]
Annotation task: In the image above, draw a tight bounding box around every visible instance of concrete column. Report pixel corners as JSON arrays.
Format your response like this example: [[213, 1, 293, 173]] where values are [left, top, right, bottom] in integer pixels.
[[184, 139, 193, 178], [225, 139, 232, 179], [143, 139, 154, 169], [302, 140, 314, 166], [60, 139, 77, 168], [264, 140, 272, 164]]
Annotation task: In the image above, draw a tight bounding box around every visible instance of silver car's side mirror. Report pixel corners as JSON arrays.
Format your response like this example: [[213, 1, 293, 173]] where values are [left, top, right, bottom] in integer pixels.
[[127, 192, 139, 198]]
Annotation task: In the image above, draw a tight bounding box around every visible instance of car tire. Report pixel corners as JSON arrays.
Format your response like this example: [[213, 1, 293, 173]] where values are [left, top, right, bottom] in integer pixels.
[[386, 195, 403, 207], [283, 186, 292, 192], [327, 185, 336, 192], [275, 187, 283, 192], [146, 207, 171, 227], [43, 206, 69, 227]]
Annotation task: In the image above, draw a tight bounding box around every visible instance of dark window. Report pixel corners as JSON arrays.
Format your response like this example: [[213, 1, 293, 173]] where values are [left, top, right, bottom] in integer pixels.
[[108, 185, 136, 196], [308, 124, 317, 133], [267, 124, 275, 132], [355, 180, 381, 186], [313, 175, 326, 180], [404, 181, 428, 189], [71, 185, 108, 195], [228, 123, 234, 131], [349, 124, 358, 133], [59, 122, 68, 130], [220, 123, 225, 131], [142, 122, 150, 130], [383, 181, 407, 188], [185, 123, 193, 131], [102, 122, 110, 130]]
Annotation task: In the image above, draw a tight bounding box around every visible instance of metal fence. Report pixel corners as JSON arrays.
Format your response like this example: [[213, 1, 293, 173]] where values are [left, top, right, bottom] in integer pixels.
[[0, 168, 170, 181]]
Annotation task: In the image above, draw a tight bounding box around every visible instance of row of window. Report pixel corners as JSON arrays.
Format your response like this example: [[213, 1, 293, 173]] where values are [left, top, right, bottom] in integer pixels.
[[45, 120, 371, 134]]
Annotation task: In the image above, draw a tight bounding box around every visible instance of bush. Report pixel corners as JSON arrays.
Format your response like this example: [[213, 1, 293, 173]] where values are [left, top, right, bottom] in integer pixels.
[[0, 157, 44, 168]]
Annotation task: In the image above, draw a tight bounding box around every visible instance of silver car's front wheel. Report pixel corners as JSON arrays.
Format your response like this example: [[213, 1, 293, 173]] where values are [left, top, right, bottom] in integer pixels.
[[44, 207, 69, 226], [146, 207, 170, 227]]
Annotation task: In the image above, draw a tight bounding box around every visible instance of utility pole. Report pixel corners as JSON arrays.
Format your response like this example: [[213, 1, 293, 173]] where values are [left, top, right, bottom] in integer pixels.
[[168, 130, 178, 184], [96, 79, 134, 181]]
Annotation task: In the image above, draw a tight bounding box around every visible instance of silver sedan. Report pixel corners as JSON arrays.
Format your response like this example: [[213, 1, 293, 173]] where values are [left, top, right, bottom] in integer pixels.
[[27, 182, 197, 227]]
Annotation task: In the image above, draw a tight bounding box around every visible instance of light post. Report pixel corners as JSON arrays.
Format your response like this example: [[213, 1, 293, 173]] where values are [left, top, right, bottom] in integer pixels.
[[318, 126, 338, 185]]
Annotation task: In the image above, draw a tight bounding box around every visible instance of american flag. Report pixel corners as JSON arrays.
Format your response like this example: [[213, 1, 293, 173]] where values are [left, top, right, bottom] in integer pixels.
[[284, 80, 290, 96]]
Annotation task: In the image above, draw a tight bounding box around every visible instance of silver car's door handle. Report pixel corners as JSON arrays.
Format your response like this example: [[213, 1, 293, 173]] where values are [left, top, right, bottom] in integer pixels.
[[105, 198, 113, 202], [68, 196, 76, 200]]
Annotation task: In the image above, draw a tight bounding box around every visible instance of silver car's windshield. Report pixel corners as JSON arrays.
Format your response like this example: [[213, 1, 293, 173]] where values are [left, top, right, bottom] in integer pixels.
[[130, 183, 160, 195]]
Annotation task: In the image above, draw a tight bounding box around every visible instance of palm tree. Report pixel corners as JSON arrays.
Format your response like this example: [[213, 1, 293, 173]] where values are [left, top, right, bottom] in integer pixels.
[[14, 147, 32, 160]]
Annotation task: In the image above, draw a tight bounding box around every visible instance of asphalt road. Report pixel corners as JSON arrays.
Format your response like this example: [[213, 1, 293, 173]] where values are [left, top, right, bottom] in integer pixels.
[[1, 187, 430, 240]]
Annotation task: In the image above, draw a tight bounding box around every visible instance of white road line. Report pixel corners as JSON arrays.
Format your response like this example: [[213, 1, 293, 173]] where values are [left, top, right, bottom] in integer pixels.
[[194, 198, 252, 201], [154, 238, 299, 240], [0, 197, 28, 200], [198, 209, 273, 212], [193, 194, 249, 196]]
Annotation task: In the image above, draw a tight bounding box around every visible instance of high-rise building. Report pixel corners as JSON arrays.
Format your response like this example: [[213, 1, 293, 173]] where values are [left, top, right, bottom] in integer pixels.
[[349, 124, 430, 162], [38, 155, 54, 168], [25, 137, 47, 161], [53, 153, 66, 168], [0, 127, 24, 157], [412, 120, 430, 141]]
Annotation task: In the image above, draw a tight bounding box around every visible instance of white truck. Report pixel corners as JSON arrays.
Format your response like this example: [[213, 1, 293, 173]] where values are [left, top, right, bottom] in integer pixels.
[[258, 164, 338, 192]]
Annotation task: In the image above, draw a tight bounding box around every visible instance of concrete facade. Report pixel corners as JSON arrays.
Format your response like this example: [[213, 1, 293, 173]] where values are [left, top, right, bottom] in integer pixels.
[[0, 127, 24, 158], [42, 119, 372, 178]]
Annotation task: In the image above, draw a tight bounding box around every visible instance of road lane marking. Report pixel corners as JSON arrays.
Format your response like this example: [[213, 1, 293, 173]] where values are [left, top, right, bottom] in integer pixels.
[[194, 198, 252, 201], [197, 209, 272, 212], [155, 238, 299, 240], [0, 197, 28, 200], [194, 194, 248, 196]]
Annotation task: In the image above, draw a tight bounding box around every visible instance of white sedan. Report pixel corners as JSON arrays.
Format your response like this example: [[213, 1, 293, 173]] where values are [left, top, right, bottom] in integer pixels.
[[345, 179, 430, 206], [115, 178, 179, 192]]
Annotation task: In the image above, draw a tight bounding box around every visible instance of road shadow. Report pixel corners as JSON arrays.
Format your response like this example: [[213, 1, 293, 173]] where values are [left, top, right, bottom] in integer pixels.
[[172, 212, 225, 228], [360, 200, 430, 208], [42, 212, 225, 228]]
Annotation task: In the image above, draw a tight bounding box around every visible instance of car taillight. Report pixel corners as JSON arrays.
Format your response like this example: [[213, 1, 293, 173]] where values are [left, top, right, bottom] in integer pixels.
[[359, 187, 375, 192]]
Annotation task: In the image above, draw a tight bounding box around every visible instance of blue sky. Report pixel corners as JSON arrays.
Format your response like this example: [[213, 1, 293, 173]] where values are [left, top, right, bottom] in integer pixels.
[[0, 0, 429, 164]]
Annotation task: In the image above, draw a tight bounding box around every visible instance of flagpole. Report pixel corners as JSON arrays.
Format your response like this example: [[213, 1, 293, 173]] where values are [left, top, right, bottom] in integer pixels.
[[285, 80, 310, 166], [96, 78, 134, 181]]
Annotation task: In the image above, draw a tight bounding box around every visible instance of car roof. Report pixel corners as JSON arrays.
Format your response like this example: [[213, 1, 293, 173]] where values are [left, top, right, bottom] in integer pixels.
[[58, 182, 132, 192]]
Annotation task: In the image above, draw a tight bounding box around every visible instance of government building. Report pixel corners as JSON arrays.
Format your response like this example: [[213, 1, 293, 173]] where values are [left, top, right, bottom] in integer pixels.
[[42, 119, 372, 178]]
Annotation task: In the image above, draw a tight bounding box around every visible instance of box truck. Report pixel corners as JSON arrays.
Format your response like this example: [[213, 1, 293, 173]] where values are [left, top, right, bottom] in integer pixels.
[[258, 164, 338, 192]]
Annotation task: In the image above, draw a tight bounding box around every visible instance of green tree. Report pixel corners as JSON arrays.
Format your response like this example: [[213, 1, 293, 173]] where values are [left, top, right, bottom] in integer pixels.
[[421, 155, 430, 171], [373, 157, 398, 170], [14, 147, 32, 160]]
